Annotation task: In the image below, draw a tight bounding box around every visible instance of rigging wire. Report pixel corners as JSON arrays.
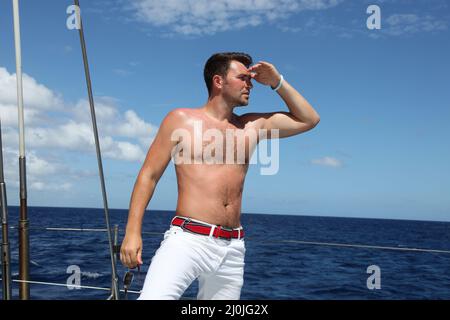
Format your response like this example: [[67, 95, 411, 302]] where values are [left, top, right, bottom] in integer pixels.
[[73, 0, 119, 299]]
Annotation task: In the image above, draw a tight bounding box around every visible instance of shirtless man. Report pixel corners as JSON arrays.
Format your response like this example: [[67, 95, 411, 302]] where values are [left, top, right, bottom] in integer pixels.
[[120, 52, 320, 300]]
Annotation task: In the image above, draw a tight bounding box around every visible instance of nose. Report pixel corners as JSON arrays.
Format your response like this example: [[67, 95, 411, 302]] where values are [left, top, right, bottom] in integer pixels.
[[245, 78, 253, 90]]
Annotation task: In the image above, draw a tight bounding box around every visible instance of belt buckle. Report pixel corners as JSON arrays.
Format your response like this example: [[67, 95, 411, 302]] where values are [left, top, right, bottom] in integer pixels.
[[180, 217, 191, 230], [218, 225, 232, 240]]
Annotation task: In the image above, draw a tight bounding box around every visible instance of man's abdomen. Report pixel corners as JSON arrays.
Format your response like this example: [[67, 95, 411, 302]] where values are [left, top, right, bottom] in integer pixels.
[[175, 164, 247, 228]]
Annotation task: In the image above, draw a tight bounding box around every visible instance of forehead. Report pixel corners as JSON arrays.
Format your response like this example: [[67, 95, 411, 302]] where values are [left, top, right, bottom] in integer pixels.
[[228, 60, 250, 75]]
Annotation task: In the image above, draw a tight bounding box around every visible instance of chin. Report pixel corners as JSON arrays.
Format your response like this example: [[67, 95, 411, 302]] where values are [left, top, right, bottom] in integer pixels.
[[237, 99, 249, 107]]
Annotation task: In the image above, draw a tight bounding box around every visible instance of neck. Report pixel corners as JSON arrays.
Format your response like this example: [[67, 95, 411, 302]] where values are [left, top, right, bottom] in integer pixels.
[[202, 94, 235, 122]]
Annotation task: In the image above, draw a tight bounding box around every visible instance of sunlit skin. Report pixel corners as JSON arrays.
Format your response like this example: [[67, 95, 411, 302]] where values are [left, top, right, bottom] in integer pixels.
[[120, 60, 320, 268]]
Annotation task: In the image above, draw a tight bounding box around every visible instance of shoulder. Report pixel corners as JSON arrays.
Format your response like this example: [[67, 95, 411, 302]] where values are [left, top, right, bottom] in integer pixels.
[[165, 108, 191, 120], [161, 108, 193, 127], [153, 109, 190, 138]]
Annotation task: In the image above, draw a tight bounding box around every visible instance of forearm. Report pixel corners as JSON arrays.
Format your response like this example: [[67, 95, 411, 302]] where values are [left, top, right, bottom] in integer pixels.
[[249, 61, 320, 124], [276, 79, 320, 124], [125, 173, 157, 235]]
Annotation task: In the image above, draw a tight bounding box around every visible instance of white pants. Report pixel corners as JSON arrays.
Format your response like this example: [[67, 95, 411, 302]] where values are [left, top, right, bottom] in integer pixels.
[[138, 224, 246, 300]]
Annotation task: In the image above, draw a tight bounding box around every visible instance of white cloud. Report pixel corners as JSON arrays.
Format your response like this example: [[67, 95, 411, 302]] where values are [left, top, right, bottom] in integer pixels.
[[0, 67, 64, 128], [0, 67, 157, 161], [1, 147, 71, 192], [311, 156, 343, 168], [27, 151, 61, 176], [130, 0, 344, 35], [0, 66, 158, 194], [0, 67, 63, 110], [118, 110, 155, 138], [26, 121, 94, 151], [276, 7, 449, 38], [103, 140, 146, 162], [125, 0, 449, 38], [71, 99, 156, 151], [30, 181, 72, 192], [384, 14, 448, 36], [113, 68, 133, 76]]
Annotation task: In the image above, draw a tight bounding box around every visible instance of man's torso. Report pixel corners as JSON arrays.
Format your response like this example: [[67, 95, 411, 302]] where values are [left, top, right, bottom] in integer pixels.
[[172, 108, 261, 228]]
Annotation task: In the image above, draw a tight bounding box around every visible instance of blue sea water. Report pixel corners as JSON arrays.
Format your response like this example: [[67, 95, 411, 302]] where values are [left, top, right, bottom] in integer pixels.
[[1, 206, 449, 300]]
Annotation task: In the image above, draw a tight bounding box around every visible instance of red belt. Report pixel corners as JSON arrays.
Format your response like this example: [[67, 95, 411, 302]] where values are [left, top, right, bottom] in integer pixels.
[[171, 216, 244, 240]]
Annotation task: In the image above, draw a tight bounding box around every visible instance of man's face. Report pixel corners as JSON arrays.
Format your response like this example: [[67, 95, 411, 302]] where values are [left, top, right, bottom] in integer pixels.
[[221, 60, 253, 107]]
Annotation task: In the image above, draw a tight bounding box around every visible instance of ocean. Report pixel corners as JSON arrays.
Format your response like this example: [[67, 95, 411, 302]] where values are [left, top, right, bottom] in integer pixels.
[[1, 206, 449, 300]]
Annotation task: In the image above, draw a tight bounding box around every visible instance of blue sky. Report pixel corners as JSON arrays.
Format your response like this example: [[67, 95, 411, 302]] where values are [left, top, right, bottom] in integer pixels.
[[0, 0, 449, 221]]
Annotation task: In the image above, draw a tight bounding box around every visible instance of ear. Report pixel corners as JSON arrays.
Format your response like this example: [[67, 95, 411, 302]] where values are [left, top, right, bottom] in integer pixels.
[[212, 74, 224, 90]]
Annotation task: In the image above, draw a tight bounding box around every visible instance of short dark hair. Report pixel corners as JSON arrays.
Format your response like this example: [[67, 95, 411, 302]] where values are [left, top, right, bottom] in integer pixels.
[[203, 52, 253, 96]]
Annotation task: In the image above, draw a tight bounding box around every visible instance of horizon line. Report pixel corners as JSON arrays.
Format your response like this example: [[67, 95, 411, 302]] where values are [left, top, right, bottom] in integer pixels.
[[4, 204, 450, 224]]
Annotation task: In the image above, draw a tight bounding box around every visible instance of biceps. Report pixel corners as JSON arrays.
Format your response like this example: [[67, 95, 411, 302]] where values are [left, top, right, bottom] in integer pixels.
[[265, 112, 315, 138], [140, 133, 175, 181]]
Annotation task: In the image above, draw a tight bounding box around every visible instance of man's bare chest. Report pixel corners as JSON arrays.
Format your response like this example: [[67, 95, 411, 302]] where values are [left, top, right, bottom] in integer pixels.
[[172, 120, 259, 165]]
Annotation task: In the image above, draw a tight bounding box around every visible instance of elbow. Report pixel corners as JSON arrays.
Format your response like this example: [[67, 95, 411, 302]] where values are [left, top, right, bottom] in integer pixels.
[[314, 116, 320, 126], [309, 116, 320, 128]]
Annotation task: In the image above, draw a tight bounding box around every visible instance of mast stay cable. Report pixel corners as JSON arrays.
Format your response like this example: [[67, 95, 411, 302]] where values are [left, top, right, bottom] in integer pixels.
[[73, 0, 119, 300]]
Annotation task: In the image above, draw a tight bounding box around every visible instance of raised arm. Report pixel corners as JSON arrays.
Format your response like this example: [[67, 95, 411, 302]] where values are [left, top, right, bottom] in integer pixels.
[[120, 110, 182, 269], [242, 61, 320, 138]]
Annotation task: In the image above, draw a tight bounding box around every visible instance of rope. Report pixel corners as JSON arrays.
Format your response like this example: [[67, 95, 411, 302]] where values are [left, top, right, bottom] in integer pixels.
[[266, 239, 450, 254], [7, 279, 140, 294], [9, 226, 165, 236]]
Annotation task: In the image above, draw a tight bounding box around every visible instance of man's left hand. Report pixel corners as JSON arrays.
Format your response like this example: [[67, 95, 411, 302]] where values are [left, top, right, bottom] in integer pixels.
[[248, 61, 281, 88]]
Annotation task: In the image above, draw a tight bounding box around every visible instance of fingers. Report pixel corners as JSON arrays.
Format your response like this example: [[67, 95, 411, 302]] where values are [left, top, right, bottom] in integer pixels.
[[120, 245, 138, 269], [249, 61, 270, 69], [258, 61, 273, 68], [248, 62, 275, 76], [120, 251, 124, 266], [248, 63, 262, 72], [120, 247, 130, 267], [247, 61, 280, 88], [120, 235, 143, 269], [125, 252, 137, 269]]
